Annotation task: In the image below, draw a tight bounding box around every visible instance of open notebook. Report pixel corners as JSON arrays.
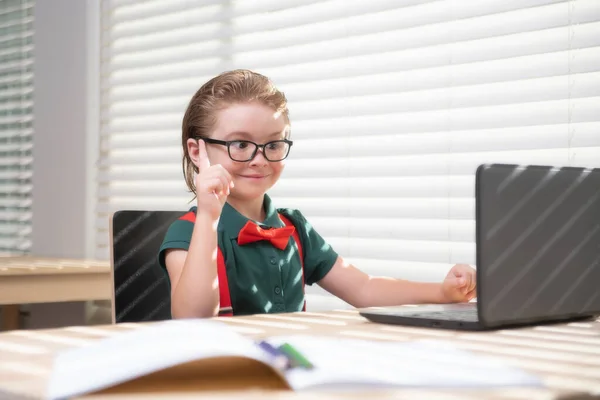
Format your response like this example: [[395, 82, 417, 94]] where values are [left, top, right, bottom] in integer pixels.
[[47, 319, 542, 399]]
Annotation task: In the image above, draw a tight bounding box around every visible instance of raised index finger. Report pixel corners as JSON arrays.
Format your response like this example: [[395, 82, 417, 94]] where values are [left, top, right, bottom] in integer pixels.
[[197, 139, 211, 172]]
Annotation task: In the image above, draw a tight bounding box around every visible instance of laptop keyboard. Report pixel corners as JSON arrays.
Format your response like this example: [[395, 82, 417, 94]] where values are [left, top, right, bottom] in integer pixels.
[[407, 308, 479, 322]]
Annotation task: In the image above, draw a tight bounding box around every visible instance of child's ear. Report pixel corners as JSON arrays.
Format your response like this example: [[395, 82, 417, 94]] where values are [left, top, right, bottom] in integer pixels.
[[187, 138, 200, 168]]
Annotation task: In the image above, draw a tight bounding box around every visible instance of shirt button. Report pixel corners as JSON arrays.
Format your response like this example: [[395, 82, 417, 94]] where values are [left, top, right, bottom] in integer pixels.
[[274, 286, 281, 295], [270, 257, 277, 265]]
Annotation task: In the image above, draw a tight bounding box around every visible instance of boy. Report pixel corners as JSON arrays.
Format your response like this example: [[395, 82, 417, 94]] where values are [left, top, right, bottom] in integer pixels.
[[159, 69, 476, 318]]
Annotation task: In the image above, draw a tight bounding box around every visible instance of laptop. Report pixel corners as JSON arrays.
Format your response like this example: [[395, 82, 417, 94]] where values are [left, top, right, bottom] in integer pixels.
[[359, 163, 600, 331]]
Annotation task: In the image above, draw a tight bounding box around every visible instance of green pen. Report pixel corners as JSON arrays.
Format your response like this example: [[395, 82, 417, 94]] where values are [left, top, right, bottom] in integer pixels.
[[277, 343, 314, 369]]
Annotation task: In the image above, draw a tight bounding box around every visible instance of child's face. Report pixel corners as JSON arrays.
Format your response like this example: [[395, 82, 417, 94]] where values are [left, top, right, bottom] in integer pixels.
[[199, 102, 289, 201]]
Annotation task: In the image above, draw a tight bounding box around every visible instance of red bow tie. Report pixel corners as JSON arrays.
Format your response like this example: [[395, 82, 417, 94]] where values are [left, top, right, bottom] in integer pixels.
[[237, 220, 295, 250]]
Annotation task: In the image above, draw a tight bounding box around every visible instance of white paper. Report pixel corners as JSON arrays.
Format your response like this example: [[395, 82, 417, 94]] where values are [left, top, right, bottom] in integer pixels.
[[268, 336, 543, 391], [46, 319, 269, 400], [47, 322, 543, 399]]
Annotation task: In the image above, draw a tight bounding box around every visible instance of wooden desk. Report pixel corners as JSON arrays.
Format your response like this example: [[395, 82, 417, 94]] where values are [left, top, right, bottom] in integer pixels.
[[0, 257, 111, 330], [0, 310, 599, 399]]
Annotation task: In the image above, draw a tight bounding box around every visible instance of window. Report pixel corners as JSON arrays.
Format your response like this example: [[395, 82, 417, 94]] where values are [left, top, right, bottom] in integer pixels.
[[98, 0, 600, 307], [0, 0, 33, 255]]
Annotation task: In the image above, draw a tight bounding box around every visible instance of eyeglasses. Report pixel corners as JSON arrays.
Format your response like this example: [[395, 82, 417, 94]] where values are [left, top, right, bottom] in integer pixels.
[[197, 137, 293, 162]]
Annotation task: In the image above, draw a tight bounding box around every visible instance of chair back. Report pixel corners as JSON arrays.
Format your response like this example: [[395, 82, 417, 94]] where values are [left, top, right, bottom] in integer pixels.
[[109, 210, 184, 323]]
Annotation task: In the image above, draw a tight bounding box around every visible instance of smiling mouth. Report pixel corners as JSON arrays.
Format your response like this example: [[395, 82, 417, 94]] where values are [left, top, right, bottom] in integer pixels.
[[240, 174, 269, 179]]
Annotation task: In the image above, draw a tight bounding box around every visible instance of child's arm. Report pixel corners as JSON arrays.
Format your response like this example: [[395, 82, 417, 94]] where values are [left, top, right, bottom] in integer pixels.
[[165, 140, 233, 318], [164, 212, 221, 318], [318, 257, 476, 308]]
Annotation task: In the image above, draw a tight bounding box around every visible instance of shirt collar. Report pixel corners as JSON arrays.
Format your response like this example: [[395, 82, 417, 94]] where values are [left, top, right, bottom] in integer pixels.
[[219, 194, 284, 239]]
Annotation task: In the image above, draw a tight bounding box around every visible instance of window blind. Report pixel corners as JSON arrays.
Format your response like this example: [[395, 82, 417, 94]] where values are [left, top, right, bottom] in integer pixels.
[[0, 0, 33, 255], [98, 0, 600, 308]]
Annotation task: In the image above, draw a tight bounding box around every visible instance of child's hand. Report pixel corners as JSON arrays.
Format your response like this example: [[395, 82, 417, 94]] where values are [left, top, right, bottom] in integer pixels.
[[195, 140, 234, 220], [440, 264, 477, 303]]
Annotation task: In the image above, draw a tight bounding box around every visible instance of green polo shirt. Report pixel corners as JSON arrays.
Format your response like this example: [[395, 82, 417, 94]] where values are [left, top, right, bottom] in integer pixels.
[[158, 195, 338, 316]]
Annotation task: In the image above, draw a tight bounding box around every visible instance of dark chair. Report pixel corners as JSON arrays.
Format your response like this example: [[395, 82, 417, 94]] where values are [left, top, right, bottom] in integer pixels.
[[109, 210, 184, 323]]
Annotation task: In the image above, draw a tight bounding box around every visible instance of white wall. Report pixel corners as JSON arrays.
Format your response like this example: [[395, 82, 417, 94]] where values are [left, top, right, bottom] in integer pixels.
[[28, 0, 99, 328], [32, 0, 91, 257]]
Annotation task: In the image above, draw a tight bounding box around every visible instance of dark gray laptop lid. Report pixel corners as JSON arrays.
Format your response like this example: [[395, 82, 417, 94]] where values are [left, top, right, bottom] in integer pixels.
[[477, 164, 600, 328]]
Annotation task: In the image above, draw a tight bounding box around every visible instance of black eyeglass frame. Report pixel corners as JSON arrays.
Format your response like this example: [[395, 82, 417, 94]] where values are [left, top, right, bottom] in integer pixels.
[[196, 137, 293, 162]]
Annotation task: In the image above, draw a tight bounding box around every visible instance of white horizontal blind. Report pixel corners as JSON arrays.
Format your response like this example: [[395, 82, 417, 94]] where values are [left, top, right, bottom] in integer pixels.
[[0, 0, 33, 255], [98, 0, 600, 292]]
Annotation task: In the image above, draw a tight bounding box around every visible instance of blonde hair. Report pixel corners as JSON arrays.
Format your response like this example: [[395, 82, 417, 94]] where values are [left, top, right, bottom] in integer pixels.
[[181, 69, 289, 197]]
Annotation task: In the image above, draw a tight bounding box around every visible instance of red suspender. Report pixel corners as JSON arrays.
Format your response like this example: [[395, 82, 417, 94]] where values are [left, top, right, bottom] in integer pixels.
[[278, 214, 306, 312], [216, 248, 233, 316], [279, 215, 304, 267], [179, 211, 196, 223], [180, 211, 305, 317]]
